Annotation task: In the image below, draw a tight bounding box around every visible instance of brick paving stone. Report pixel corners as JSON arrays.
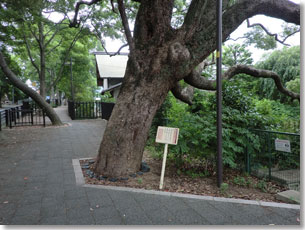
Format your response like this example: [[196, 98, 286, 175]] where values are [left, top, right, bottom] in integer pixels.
[[92, 206, 121, 220], [95, 216, 124, 225], [65, 197, 89, 209], [14, 203, 41, 217], [10, 214, 40, 225], [66, 205, 92, 220], [17, 194, 43, 206], [174, 208, 210, 225], [145, 206, 180, 225], [136, 199, 164, 212], [40, 204, 66, 218], [66, 216, 95, 225], [118, 206, 153, 225], [111, 196, 140, 211], [41, 195, 65, 207], [39, 215, 66, 225]]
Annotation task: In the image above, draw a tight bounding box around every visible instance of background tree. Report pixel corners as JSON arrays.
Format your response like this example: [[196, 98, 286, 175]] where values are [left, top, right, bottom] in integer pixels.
[[0, 55, 25, 107], [0, 50, 63, 125], [255, 46, 300, 103], [0, 0, 95, 125]]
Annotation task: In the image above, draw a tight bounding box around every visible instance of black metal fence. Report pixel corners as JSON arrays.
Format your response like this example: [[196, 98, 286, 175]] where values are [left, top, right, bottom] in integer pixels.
[[68, 101, 114, 120], [245, 129, 300, 190], [7, 108, 46, 128], [0, 110, 6, 131], [0, 103, 46, 130]]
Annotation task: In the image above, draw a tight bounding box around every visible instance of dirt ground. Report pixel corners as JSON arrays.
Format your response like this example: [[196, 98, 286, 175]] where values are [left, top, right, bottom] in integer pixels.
[[80, 151, 287, 203]]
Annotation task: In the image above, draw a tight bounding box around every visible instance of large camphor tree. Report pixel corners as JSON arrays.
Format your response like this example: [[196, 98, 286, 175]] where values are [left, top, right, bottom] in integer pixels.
[[69, 0, 300, 178]]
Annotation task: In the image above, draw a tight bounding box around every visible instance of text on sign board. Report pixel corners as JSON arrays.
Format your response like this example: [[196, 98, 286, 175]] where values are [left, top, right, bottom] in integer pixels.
[[155, 126, 179, 145]]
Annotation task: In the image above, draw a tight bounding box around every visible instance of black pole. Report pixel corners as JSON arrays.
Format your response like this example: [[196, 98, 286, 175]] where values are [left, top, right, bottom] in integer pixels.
[[216, 0, 223, 187]]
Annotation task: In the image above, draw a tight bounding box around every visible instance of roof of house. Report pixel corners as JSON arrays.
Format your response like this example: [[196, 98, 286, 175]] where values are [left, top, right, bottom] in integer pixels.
[[94, 52, 128, 79]]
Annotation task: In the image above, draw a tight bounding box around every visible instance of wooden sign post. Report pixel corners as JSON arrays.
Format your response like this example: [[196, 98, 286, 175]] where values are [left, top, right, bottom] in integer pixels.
[[155, 126, 179, 190]]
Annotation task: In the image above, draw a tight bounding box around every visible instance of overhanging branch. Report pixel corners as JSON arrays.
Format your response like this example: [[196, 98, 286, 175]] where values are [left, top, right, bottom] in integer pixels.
[[117, 0, 135, 52], [171, 82, 194, 105], [223, 64, 300, 101], [184, 64, 299, 101], [184, 60, 216, 91], [246, 19, 300, 46]]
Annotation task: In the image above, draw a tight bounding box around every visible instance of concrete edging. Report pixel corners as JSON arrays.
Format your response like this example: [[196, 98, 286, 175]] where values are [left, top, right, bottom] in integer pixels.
[[72, 158, 301, 210]]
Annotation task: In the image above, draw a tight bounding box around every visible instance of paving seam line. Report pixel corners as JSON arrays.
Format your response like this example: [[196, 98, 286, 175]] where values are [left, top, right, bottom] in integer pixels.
[[72, 158, 300, 210]]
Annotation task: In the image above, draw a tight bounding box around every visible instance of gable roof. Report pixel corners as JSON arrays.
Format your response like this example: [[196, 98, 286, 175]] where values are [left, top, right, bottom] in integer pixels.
[[94, 52, 128, 79]]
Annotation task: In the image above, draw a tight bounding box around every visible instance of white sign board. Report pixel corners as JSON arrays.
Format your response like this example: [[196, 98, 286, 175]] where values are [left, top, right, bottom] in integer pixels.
[[155, 126, 179, 190], [275, 139, 291, 153], [156, 126, 179, 145]]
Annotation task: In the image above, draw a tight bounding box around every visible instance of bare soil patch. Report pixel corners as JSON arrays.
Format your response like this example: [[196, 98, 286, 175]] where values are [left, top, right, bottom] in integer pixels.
[[80, 151, 287, 203]]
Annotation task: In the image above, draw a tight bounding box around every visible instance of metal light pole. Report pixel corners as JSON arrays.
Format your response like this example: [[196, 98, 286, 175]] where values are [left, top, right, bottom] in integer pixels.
[[216, 0, 223, 188]]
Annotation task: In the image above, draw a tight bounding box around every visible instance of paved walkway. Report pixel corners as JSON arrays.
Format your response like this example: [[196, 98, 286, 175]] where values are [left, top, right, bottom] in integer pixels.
[[0, 106, 300, 225]]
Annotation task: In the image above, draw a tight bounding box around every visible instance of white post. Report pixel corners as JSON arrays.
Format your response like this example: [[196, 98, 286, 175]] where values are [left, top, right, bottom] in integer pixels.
[[159, 143, 168, 190]]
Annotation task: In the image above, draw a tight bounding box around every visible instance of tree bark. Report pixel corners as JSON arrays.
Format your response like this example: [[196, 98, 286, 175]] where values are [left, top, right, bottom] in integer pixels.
[[0, 51, 63, 126], [38, 19, 47, 100], [95, 59, 173, 177]]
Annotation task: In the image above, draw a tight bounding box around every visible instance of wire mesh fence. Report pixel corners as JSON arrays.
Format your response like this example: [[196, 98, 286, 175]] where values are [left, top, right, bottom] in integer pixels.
[[245, 129, 300, 190]]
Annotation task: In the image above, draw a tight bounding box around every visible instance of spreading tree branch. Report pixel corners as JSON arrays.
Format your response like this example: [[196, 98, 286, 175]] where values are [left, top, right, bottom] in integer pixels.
[[69, 0, 102, 28], [99, 41, 128, 56], [44, 24, 69, 48], [184, 67, 216, 91], [117, 0, 135, 52], [22, 31, 40, 76], [46, 38, 63, 56], [171, 82, 194, 105], [26, 22, 40, 45], [110, 44, 128, 56], [181, 0, 208, 40], [110, 0, 117, 13], [187, 0, 300, 68], [184, 64, 299, 102], [223, 64, 300, 101], [47, 26, 85, 92], [246, 19, 300, 46]]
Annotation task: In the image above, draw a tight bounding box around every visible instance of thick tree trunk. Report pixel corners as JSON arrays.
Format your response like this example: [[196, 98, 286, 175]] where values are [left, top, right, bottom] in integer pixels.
[[0, 52, 63, 126], [95, 58, 173, 177]]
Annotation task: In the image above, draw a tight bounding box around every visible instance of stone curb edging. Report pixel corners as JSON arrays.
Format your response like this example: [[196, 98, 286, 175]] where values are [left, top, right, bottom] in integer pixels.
[[72, 158, 300, 210]]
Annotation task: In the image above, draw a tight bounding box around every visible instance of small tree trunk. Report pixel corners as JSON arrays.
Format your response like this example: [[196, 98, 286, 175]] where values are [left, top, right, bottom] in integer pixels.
[[40, 72, 46, 100], [39, 20, 47, 100], [94, 62, 172, 177], [0, 52, 63, 126]]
